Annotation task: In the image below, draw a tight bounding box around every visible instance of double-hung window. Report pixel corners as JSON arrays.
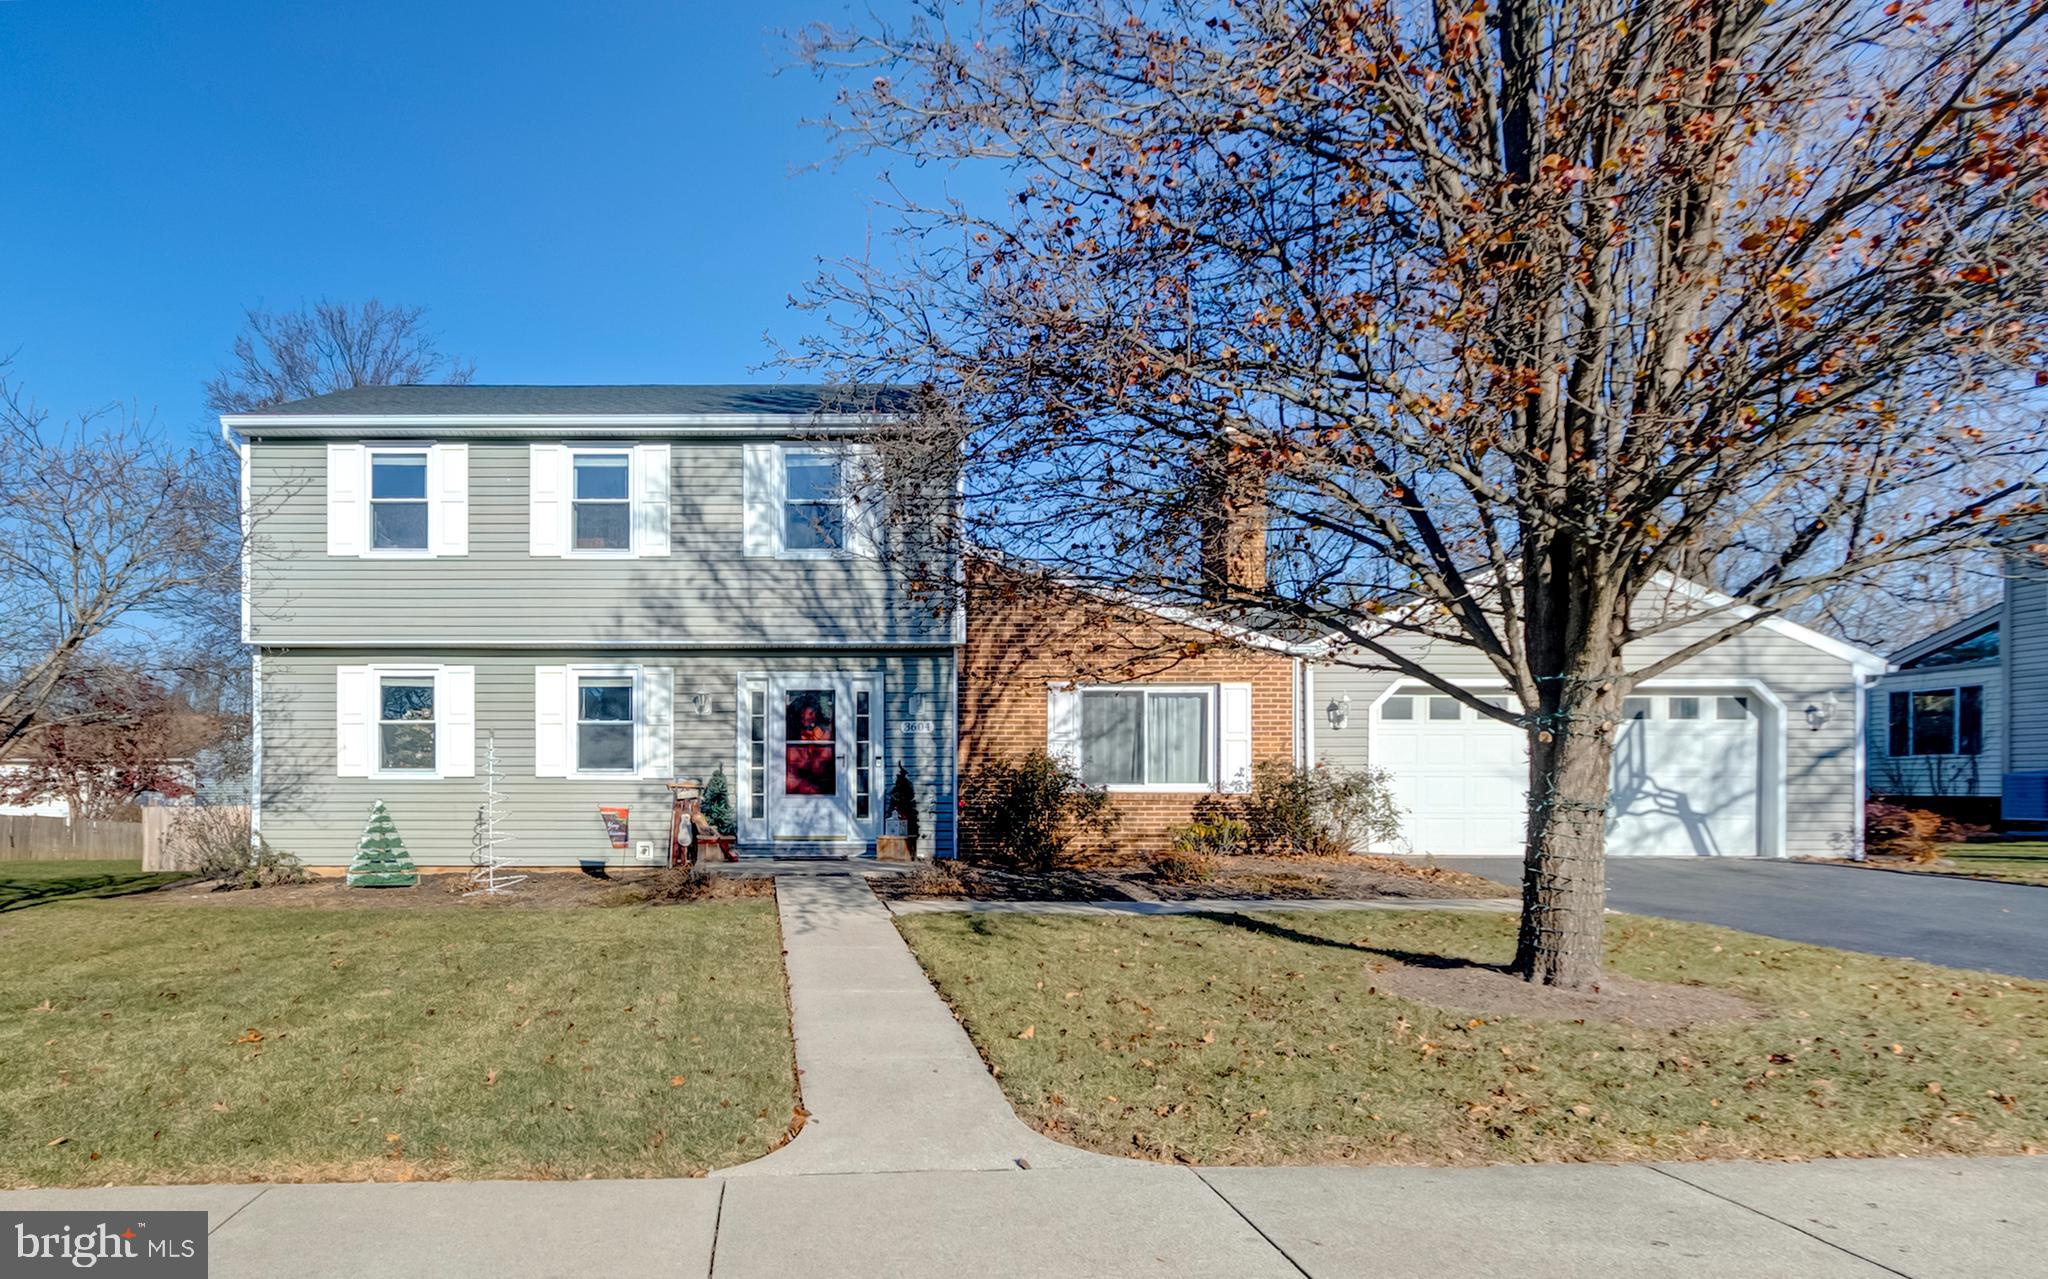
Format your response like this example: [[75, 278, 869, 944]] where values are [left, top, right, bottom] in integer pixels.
[[1888, 686, 1983, 757], [1080, 687, 1211, 788], [377, 675, 436, 772], [571, 450, 632, 552], [368, 449, 431, 551], [782, 450, 846, 553], [576, 675, 636, 773]]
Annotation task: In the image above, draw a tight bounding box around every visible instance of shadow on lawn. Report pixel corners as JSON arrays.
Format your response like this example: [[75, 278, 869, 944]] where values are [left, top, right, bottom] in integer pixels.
[[1201, 910, 1506, 975], [0, 872, 185, 914]]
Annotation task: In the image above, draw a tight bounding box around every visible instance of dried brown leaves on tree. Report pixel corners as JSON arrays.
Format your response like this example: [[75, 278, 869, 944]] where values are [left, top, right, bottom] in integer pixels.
[[797, 0, 2048, 986]]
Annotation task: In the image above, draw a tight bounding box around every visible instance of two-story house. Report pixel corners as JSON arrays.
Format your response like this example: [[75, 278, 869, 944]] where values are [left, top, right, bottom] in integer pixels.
[[228, 385, 958, 867]]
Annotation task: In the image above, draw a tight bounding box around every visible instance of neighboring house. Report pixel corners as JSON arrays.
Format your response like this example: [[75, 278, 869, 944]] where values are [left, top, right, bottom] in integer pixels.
[[228, 384, 957, 867], [1864, 605, 2001, 822], [1866, 554, 2048, 826], [1311, 581, 1887, 858], [956, 553, 1320, 858]]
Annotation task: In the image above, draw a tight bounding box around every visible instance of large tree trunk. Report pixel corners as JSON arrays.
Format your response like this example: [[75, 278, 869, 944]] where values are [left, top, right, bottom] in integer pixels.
[[1513, 704, 1617, 988], [1514, 553, 1625, 990]]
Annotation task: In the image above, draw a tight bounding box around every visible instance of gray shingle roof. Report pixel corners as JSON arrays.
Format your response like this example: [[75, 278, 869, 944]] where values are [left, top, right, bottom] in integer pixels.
[[239, 384, 914, 417]]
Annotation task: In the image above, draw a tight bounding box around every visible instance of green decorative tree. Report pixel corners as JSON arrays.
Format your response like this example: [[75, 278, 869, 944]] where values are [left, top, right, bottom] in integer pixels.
[[701, 765, 736, 837], [347, 799, 420, 887]]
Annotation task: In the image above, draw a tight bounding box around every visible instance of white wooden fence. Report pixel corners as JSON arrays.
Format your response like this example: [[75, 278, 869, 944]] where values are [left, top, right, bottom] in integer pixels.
[[0, 814, 145, 861]]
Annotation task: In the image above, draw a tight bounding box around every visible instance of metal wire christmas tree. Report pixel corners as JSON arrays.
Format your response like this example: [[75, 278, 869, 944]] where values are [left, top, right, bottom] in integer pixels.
[[466, 732, 526, 896]]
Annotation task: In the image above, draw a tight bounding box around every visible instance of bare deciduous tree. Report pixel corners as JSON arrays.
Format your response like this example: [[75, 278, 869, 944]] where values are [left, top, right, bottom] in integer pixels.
[[203, 298, 475, 414], [797, 0, 2048, 986], [0, 368, 241, 760]]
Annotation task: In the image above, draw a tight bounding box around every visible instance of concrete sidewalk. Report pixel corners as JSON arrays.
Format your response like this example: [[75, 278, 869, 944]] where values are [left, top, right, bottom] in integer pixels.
[[5, 1156, 2041, 1277]]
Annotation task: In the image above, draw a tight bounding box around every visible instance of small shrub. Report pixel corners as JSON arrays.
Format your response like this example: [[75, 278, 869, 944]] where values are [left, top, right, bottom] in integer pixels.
[[1172, 817, 1249, 857], [958, 750, 1117, 872], [164, 807, 307, 890], [1146, 845, 1217, 884], [1237, 762, 1403, 856], [1865, 801, 1985, 863], [897, 859, 967, 897], [701, 766, 737, 837]]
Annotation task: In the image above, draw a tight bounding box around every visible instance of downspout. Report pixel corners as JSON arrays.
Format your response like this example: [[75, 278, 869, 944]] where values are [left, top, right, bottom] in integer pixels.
[[222, 418, 259, 834]]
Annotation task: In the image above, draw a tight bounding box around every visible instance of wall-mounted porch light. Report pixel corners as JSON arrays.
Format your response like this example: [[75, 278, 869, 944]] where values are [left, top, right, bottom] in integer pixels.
[[1803, 695, 1837, 732], [1327, 693, 1351, 731], [692, 689, 713, 717]]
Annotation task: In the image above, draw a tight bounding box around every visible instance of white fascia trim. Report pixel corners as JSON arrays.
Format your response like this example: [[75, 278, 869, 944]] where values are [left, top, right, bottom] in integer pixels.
[[1655, 574, 1890, 675], [221, 413, 896, 435]]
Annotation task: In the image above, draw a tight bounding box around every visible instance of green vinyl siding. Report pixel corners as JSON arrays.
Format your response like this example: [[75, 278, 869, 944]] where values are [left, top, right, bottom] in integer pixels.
[[245, 438, 953, 648], [258, 648, 955, 867]]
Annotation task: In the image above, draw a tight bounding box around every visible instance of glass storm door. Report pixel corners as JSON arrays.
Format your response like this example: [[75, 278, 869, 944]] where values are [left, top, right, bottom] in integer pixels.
[[769, 678, 851, 840]]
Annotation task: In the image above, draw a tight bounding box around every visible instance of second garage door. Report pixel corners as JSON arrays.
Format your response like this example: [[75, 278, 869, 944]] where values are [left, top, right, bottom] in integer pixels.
[[1371, 687, 1763, 856]]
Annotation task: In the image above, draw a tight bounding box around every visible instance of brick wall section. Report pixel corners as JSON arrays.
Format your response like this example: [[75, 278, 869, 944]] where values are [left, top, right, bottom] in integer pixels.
[[958, 561, 1298, 861]]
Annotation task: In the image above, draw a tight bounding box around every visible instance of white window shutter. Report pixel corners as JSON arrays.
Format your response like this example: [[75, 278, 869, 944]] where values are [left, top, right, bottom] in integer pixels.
[[437, 666, 476, 777], [638, 666, 674, 779], [742, 443, 783, 557], [1046, 686, 1082, 772], [335, 665, 374, 777], [1219, 683, 1254, 793], [433, 443, 469, 556], [327, 443, 365, 556], [534, 666, 569, 777], [529, 445, 565, 557], [845, 442, 882, 558], [634, 443, 672, 557]]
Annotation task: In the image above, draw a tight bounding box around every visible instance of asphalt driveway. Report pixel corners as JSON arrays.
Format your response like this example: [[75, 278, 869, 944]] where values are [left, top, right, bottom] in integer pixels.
[[1447, 858, 2048, 980]]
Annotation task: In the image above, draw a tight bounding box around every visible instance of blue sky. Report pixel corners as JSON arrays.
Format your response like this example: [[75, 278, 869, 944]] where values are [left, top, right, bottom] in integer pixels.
[[1, 1, 943, 439]]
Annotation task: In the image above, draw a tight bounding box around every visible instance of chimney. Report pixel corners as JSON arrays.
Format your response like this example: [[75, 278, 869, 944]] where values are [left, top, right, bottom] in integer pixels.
[[1198, 460, 1269, 601]]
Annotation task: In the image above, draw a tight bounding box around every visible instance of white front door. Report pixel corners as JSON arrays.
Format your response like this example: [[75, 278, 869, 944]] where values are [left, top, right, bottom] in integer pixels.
[[747, 673, 882, 846]]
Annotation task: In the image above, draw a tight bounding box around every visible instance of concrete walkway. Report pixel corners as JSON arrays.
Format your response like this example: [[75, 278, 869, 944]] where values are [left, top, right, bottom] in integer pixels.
[[717, 871, 1114, 1175], [886, 894, 1516, 917]]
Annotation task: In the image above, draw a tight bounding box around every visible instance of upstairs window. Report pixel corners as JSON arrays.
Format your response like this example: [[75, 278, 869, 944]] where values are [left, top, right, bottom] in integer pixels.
[[1888, 686, 1983, 756], [1900, 625, 1999, 669], [783, 451, 846, 553], [572, 451, 632, 552], [369, 450, 430, 551]]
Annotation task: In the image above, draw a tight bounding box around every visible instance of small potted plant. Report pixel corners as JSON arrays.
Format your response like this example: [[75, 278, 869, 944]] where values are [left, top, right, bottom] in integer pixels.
[[886, 765, 922, 860], [701, 765, 739, 857]]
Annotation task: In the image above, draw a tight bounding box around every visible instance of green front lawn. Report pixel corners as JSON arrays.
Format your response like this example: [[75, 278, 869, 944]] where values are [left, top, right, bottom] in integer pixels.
[[900, 909, 2048, 1166], [1939, 842, 2048, 885], [0, 900, 797, 1187], [0, 860, 188, 912]]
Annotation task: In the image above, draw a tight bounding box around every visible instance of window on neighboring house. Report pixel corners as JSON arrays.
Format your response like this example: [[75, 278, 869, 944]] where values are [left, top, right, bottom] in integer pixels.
[[572, 451, 632, 551], [576, 675, 635, 772], [783, 451, 845, 552], [1080, 687, 1211, 788], [369, 450, 430, 550], [1900, 625, 1999, 670], [1888, 686, 1983, 756], [378, 675, 436, 772]]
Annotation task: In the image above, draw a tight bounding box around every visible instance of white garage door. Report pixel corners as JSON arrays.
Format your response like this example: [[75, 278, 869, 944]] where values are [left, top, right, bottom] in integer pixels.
[[1371, 689, 1762, 856]]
